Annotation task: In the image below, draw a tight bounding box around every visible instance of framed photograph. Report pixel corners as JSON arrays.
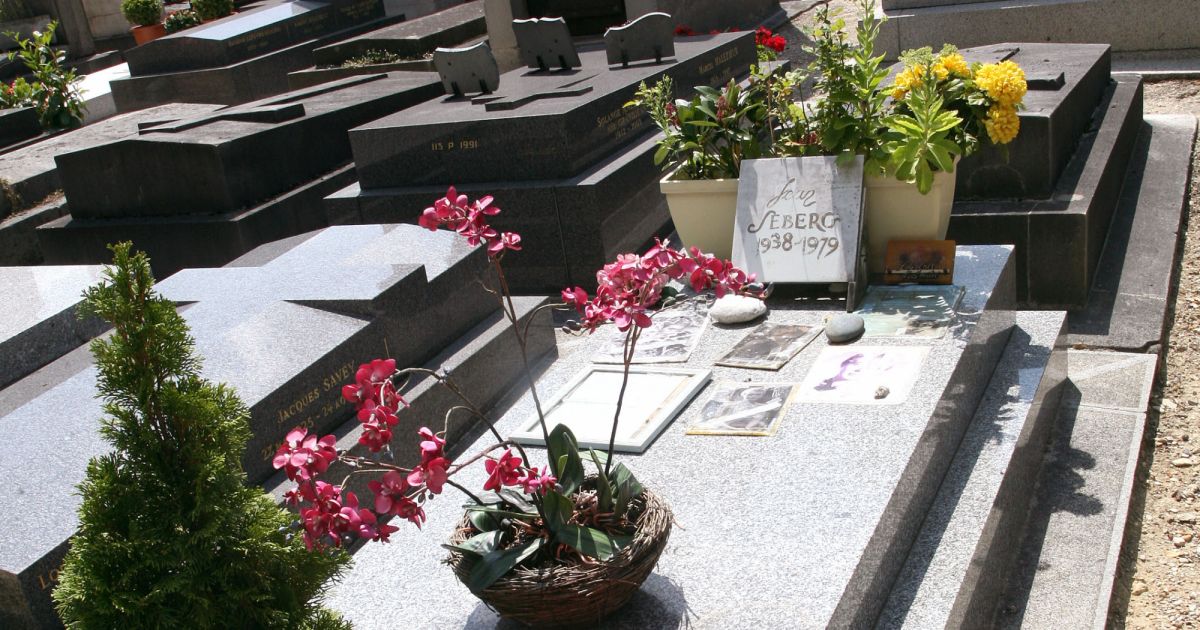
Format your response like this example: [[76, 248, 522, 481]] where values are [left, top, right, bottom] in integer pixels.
[[510, 365, 712, 453], [859, 285, 965, 339], [686, 381, 797, 436], [796, 346, 929, 405], [715, 322, 821, 370], [593, 301, 709, 364]]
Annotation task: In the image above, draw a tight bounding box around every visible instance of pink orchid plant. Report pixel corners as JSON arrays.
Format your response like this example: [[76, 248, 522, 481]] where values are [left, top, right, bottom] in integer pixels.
[[274, 187, 758, 591]]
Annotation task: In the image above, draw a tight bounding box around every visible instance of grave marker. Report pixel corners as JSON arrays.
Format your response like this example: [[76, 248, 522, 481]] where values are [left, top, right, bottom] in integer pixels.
[[433, 41, 501, 95], [513, 16, 580, 71], [732, 156, 867, 309], [604, 11, 674, 66]]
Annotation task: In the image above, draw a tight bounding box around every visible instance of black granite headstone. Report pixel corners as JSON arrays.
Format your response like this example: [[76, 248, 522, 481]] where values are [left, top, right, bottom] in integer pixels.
[[311, 0, 485, 66], [0, 106, 40, 150], [526, 0, 625, 36]]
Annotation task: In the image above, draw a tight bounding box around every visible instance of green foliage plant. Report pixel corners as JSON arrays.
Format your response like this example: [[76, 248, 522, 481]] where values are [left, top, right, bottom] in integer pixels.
[[163, 8, 200, 33], [3, 22, 84, 129], [52, 242, 349, 629], [626, 75, 767, 181], [190, 0, 233, 22], [120, 0, 161, 27]]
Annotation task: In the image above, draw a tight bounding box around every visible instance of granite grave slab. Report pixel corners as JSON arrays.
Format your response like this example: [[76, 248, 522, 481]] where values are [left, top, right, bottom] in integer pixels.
[[0, 265, 106, 391], [0, 224, 500, 627], [0, 107, 40, 151], [325, 244, 1019, 628], [604, 11, 674, 67], [433, 41, 501, 95], [124, 0, 387, 76], [513, 17, 580, 70]]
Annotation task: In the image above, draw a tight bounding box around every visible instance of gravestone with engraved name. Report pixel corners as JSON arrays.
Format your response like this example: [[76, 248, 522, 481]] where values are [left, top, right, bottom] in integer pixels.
[[37, 74, 444, 277], [329, 31, 757, 290], [0, 224, 518, 628]]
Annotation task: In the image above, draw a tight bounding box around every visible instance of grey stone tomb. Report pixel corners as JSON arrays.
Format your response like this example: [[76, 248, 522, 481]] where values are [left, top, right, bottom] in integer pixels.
[[433, 41, 501, 95], [604, 11, 674, 66], [513, 17, 580, 71]]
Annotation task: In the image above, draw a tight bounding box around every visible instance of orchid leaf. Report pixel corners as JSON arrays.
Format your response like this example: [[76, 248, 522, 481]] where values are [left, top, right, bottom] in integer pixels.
[[547, 424, 584, 494], [554, 525, 630, 561], [541, 489, 573, 533], [442, 530, 503, 558], [465, 538, 546, 592], [589, 450, 614, 514]]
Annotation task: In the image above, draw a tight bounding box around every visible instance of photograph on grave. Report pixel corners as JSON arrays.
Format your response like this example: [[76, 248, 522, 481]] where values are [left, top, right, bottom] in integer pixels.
[[592, 300, 709, 364], [510, 365, 710, 452], [883, 239, 956, 285], [732, 156, 865, 284], [686, 381, 796, 436], [797, 346, 929, 405], [859, 285, 965, 339], [715, 322, 821, 370]]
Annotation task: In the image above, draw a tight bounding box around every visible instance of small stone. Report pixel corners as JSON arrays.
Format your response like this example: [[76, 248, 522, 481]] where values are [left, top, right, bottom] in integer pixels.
[[709, 295, 767, 324], [1173, 458, 1195, 468], [1174, 536, 1187, 548], [826, 314, 865, 344], [1174, 512, 1198, 523], [1186, 533, 1195, 543], [1164, 398, 1180, 410], [1133, 581, 1149, 596], [875, 386, 890, 400]]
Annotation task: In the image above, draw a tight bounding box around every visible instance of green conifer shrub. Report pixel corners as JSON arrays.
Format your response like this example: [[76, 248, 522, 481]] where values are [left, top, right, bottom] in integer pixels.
[[52, 242, 350, 629]]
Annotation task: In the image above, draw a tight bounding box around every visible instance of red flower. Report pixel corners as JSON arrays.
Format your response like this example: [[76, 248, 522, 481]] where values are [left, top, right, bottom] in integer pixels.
[[368, 470, 408, 514], [483, 448, 523, 491], [769, 35, 786, 52], [419, 186, 522, 259], [356, 399, 398, 452], [342, 358, 406, 411], [272, 427, 337, 482]]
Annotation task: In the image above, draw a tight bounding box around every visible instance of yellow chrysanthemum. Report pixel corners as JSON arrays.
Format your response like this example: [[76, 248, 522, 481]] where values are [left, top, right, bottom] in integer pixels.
[[975, 60, 1027, 107], [984, 105, 1020, 144], [891, 67, 922, 100], [939, 52, 970, 78], [931, 61, 950, 82]]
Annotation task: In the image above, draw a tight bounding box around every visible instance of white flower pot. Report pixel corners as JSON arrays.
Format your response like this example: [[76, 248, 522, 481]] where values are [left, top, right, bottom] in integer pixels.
[[863, 167, 958, 274], [659, 170, 739, 260]]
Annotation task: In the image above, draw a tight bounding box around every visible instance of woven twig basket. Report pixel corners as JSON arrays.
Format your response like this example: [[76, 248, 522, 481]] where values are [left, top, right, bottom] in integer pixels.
[[446, 489, 673, 628]]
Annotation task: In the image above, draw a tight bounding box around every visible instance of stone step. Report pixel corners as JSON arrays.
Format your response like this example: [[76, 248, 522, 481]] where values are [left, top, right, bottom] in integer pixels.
[[877, 310, 1069, 629], [265, 294, 556, 502], [994, 350, 1157, 629]]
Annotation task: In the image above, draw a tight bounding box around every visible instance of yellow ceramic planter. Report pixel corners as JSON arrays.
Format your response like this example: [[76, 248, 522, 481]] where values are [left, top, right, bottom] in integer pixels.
[[863, 167, 958, 273], [658, 171, 739, 260]]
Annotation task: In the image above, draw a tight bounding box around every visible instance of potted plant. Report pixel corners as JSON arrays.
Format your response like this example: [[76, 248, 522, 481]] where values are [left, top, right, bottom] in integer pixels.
[[274, 187, 758, 626], [799, 0, 1026, 272], [3, 22, 85, 129], [191, 0, 233, 23], [164, 8, 200, 34], [627, 75, 766, 259], [121, 0, 164, 45]]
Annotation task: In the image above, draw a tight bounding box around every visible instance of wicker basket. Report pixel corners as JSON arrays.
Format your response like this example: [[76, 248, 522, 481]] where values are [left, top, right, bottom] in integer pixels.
[[446, 489, 672, 628]]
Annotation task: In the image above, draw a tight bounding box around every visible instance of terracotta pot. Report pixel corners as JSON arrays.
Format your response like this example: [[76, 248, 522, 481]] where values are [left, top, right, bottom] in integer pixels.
[[130, 22, 166, 45], [659, 168, 739, 260], [862, 163, 958, 274]]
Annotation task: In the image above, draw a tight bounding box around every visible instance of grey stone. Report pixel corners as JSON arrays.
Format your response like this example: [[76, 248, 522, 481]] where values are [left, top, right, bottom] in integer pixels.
[[604, 11, 674, 67], [0, 223, 503, 625], [0, 106, 39, 151], [826, 313, 865, 343], [1061, 350, 1157, 413], [325, 245, 1016, 628], [433, 41, 501, 95], [124, 0, 387, 76], [312, 0, 485, 65], [513, 16, 580, 70], [878, 311, 1067, 629], [708, 294, 767, 324], [0, 265, 107, 390], [878, 0, 1200, 59], [1069, 115, 1197, 351]]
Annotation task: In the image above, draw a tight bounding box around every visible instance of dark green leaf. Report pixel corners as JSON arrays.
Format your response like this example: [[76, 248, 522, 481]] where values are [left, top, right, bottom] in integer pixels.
[[547, 424, 584, 494], [554, 525, 629, 561], [466, 538, 546, 592], [442, 530, 503, 558], [589, 451, 613, 514], [541, 490, 573, 533]]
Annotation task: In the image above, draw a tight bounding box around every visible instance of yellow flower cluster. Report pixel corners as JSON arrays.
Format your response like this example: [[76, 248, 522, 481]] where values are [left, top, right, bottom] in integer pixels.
[[975, 60, 1027, 107], [891, 65, 924, 100], [938, 52, 970, 78], [984, 104, 1020, 144]]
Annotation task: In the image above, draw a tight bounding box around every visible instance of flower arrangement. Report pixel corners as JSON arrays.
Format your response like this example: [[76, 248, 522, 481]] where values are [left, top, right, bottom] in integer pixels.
[[754, 26, 786, 62], [164, 8, 200, 33], [274, 187, 758, 598]]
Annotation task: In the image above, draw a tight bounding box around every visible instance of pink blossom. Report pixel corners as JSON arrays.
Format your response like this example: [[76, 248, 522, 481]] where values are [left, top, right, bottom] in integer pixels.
[[368, 470, 409, 514], [356, 400, 398, 452], [518, 466, 557, 495], [395, 495, 426, 528], [298, 481, 345, 549], [272, 427, 337, 482], [341, 358, 406, 411], [419, 186, 522, 259], [408, 457, 449, 494], [483, 448, 523, 491]]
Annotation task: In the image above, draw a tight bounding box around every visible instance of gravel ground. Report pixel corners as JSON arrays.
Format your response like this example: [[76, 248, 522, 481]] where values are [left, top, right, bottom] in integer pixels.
[[774, 4, 1200, 628]]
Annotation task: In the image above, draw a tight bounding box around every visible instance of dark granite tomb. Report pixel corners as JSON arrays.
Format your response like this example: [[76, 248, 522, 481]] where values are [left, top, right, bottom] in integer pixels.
[[936, 43, 1144, 307], [312, 0, 484, 65], [38, 74, 444, 278], [331, 32, 757, 290], [0, 107, 40, 151], [0, 224, 553, 628]]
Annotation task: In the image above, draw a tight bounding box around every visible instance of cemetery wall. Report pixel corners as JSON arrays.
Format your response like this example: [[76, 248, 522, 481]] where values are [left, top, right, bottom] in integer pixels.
[[81, 0, 127, 40]]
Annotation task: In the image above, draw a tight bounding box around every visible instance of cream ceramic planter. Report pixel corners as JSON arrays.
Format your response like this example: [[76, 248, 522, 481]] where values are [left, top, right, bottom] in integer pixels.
[[863, 167, 958, 273], [659, 171, 739, 260]]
